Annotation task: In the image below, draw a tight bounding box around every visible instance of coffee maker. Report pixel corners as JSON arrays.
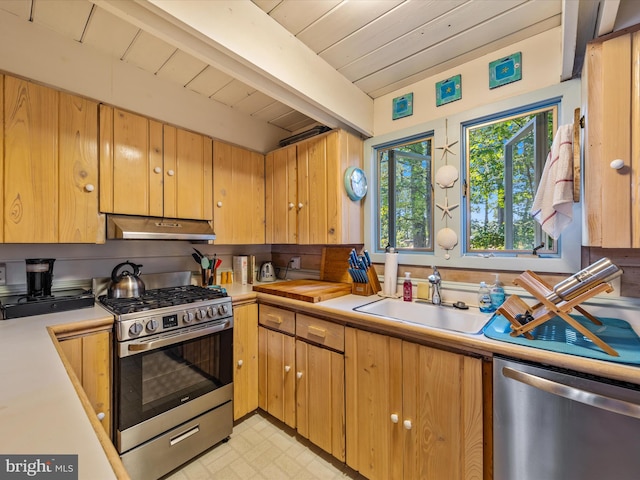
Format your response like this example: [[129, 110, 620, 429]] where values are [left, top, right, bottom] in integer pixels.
[[25, 258, 55, 299]]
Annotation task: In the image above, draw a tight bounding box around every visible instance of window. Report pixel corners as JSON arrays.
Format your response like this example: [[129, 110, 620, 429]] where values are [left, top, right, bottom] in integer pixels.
[[464, 102, 558, 255], [376, 135, 434, 252]]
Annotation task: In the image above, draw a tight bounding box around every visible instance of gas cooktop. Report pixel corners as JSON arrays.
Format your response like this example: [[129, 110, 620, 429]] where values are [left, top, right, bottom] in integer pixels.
[[99, 285, 227, 316]]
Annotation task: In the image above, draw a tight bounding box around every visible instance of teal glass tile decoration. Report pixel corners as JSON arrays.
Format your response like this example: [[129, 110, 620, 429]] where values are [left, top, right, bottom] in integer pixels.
[[392, 93, 413, 120], [435, 74, 461, 107], [489, 52, 522, 89]]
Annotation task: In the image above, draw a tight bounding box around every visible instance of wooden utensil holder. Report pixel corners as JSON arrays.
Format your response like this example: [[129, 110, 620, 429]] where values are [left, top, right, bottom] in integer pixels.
[[351, 265, 382, 296], [497, 270, 619, 356]]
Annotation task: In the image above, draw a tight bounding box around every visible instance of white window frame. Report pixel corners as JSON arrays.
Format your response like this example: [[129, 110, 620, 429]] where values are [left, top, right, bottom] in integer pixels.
[[363, 80, 581, 274]]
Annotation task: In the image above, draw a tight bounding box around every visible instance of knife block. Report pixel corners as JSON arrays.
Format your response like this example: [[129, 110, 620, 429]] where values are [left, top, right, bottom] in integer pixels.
[[351, 265, 382, 296]]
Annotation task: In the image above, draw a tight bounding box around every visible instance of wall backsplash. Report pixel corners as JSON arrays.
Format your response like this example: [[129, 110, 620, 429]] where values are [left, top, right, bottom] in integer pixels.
[[0, 242, 271, 294]]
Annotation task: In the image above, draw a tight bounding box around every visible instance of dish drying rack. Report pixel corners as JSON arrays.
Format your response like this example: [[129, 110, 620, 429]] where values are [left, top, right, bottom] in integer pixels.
[[497, 269, 619, 357]]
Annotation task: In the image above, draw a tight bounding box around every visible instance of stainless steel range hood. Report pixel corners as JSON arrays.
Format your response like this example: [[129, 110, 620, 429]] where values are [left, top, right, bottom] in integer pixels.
[[107, 215, 216, 241]]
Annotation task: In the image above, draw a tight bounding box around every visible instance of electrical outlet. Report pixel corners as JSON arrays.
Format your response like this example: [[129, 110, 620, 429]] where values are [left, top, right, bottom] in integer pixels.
[[0, 263, 6, 286], [290, 257, 301, 269]]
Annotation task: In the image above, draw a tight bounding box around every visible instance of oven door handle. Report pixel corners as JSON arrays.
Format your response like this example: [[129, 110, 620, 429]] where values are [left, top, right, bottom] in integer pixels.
[[128, 320, 231, 352]]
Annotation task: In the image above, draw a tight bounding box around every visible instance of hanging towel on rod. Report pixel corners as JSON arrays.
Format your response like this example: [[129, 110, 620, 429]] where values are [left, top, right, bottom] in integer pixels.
[[531, 124, 574, 239]]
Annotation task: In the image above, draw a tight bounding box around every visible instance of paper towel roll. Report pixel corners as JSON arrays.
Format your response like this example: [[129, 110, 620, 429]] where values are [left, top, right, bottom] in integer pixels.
[[383, 252, 399, 297]]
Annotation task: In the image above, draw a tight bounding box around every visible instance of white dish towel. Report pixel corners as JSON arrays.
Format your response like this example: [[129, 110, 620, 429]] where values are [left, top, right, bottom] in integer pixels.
[[531, 124, 574, 239]]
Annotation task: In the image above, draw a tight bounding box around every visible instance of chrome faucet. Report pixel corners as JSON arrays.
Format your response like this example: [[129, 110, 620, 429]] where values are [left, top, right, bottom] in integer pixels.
[[428, 266, 442, 305]]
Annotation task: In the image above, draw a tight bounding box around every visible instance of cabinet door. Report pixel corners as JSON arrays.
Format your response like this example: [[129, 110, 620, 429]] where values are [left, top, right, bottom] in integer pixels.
[[583, 32, 639, 247], [265, 145, 297, 244], [4, 76, 58, 242], [163, 125, 213, 220], [258, 326, 296, 428], [59, 331, 112, 437], [296, 339, 345, 461], [213, 140, 265, 244], [99, 106, 163, 217], [402, 342, 483, 480], [297, 135, 328, 244], [345, 328, 403, 480], [58, 92, 103, 243], [0, 75, 4, 242], [233, 303, 259, 420]]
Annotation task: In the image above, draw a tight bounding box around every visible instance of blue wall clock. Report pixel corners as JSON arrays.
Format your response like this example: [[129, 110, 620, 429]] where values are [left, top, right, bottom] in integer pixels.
[[436, 74, 461, 107], [344, 166, 368, 201], [489, 52, 522, 89]]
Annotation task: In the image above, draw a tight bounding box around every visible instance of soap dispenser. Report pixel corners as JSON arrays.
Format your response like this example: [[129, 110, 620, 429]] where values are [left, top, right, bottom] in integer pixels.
[[490, 274, 506, 310], [403, 272, 413, 302]]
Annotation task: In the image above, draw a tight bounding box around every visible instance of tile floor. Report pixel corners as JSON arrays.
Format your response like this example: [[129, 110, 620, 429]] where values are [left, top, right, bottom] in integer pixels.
[[163, 412, 365, 480]]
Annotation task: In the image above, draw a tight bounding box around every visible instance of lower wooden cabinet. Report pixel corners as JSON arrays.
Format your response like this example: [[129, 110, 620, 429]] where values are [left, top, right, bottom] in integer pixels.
[[296, 339, 345, 461], [58, 330, 112, 436], [233, 303, 259, 420], [258, 325, 296, 428], [345, 327, 484, 480]]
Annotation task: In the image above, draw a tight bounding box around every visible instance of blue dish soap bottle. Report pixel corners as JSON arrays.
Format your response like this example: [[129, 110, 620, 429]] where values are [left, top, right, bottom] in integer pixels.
[[490, 274, 506, 310], [478, 281, 494, 313]]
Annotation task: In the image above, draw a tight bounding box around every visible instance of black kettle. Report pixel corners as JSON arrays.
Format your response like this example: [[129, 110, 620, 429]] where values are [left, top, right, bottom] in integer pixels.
[[108, 261, 146, 298]]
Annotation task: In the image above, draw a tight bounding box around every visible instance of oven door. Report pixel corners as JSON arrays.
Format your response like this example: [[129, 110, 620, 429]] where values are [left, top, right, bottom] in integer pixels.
[[115, 319, 233, 453]]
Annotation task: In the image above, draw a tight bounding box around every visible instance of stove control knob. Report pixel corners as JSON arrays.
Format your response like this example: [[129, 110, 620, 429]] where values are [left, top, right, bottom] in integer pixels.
[[146, 319, 159, 332], [129, 322, 143, 336], [196, 309, 207, 321], [206, 306, 215, 318], [183, 311, 195, 324], [218, 304, 229, 315]]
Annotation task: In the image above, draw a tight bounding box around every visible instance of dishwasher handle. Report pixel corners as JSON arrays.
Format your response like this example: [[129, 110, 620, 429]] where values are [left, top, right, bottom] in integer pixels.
[[502, 366, 640, 420]]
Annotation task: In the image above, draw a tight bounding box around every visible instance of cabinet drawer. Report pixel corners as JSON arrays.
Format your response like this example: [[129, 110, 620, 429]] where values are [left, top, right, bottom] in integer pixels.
[[296, 314, 344, 352], [259, 305, 295, 335]]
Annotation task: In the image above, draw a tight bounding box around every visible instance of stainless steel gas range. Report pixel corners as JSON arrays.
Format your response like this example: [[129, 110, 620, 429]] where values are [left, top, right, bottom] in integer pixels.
[[97, 274, 234, 480]]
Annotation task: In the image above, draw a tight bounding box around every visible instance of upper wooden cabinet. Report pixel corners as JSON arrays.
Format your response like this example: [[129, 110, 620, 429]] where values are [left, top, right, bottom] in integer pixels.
[[2, 75, 103, 243], [213, 140, 265, 244], [99, 105, 213, 221], [582, 29, 640, 247], [265, 129, 364, 245]]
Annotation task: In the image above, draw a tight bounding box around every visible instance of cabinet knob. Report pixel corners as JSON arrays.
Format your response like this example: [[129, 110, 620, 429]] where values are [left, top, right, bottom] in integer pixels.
[[298, 203, 304, 209], [284, 365, 291, 373], [97, 412, 105, 421], [237, 359, 243, 367], [167, 169, 175, 176], [154, 166, 162, 174], [390, 413, 399, 424], [217, 201, 223, 208], [84, 184, 95, 192], [403, 419, 412, 430], [296, 371, 303, 379], [610, 159, 625, 170], [288, 202, 294, 209]]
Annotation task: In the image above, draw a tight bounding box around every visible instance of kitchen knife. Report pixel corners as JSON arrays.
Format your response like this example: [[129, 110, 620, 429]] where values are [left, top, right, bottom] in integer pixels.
[[364, 250, 372, 267], [192, 253, 202, 265]]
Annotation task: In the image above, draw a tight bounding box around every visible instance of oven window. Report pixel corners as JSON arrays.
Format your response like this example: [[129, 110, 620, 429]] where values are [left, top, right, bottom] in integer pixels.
[[117, 329, 233, 430]]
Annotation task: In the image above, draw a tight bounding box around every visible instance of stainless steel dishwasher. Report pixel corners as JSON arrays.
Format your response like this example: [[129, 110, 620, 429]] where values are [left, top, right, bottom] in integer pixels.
[[493, 356, 640, 480]]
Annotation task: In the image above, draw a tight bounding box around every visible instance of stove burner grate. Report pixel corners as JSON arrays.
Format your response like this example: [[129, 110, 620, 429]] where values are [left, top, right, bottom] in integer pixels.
[[100, 285, 227, 315]]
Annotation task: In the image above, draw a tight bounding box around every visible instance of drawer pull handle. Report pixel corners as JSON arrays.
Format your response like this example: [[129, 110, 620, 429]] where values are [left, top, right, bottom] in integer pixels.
[[97, 412, 105, 421], [170, 425, 200, 446], [297, 371, 303, 379], [308, 325, 326, 338], [266, 314, 283, 324], [284, 365, 291, 373], [237, 359, 243, 367], [390, 413, 399, 424], [403, 420, 412, 430]]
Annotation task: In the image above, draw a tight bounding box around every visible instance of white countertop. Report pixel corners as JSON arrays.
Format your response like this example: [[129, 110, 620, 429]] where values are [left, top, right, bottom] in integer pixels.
[[0, 305, 118, 480], [2, 281, 639, 480]]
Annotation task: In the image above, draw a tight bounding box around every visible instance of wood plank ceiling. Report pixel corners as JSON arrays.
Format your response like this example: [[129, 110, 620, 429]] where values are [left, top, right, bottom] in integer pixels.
[[0, 0, 620, 137]]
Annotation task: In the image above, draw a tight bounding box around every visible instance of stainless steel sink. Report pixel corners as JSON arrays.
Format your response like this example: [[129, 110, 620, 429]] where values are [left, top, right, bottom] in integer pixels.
[[353, 298, 493, 334]]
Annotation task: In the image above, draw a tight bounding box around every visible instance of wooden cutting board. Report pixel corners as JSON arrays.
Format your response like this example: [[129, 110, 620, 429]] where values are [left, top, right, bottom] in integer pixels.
[[252, 279, 351, 303]]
